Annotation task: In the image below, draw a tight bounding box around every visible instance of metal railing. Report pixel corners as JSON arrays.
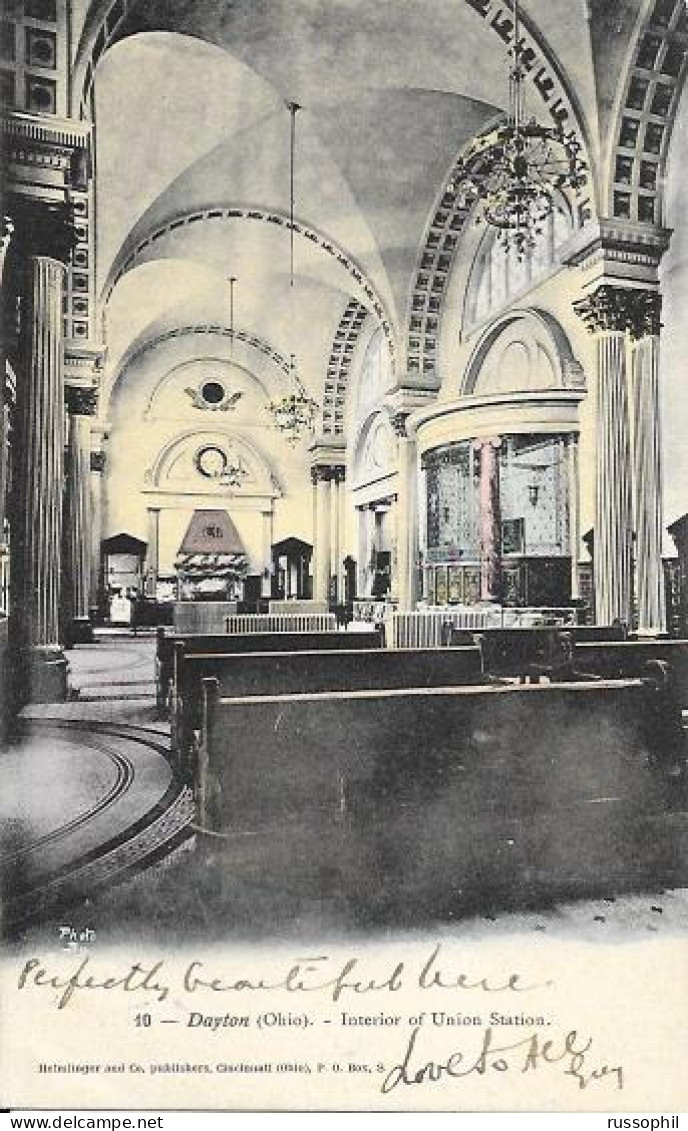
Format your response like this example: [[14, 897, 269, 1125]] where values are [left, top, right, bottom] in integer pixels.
[[389, 606, 577, 648], [225, 612, 337, 634]]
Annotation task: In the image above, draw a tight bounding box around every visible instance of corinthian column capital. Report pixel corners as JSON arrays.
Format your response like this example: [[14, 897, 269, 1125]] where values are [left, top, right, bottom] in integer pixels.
[[627, 290, 662, 341], [573, 284, 662, 339], [65, 385, 98, 417], [7, 195, 75, 266]]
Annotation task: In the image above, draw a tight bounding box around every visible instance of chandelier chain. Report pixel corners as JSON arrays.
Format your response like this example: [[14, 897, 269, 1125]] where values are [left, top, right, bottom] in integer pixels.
[[450, 0, 587, 259]]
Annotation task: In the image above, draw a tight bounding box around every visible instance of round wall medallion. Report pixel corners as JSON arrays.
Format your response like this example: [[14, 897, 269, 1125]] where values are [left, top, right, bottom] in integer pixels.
[[200, 380, 226, 406], [195, 445, 228, 479]]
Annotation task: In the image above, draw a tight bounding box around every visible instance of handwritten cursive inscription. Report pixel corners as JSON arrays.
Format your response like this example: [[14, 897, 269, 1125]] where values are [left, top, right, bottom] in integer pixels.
[[16, 945, 547, 1011], [381, 1025, 624, 1095]]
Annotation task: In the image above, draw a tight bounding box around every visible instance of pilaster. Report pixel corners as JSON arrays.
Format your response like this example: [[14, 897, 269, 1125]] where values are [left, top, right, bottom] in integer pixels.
[[90, 447, 106, 619]]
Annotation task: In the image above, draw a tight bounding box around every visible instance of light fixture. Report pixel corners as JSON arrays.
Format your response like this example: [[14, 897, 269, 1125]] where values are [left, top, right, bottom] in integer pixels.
[[527, 483, 540, 507], [449, 0, 586, 259], [269, 353, 319, 446], [228, 274, 237, 358], [267, 102, 319, 444]]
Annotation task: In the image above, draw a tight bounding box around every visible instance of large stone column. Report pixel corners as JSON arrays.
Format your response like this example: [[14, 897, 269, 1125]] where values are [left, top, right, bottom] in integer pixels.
[[357, 506, 367, 597], [312, 468, 332, 603], [311, 470, 319, 595], [65, 387, 97, 644], [392, 412, 419, 611], [89, 449, 105, 618], [331, 469, 344, 604], [629, 292, 666, 635], [310, 462, 344, 604], [337, 469, 346, 602], [365, 506, 377, 596], [574, 287, 634, 627], [476, 437, 502, 602], [17, 247, 70, 698]]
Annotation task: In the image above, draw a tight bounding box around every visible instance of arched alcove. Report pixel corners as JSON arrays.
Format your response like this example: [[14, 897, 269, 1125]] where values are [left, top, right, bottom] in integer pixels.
[[462, 309, 585, 397], [146, 428, 278, 498]]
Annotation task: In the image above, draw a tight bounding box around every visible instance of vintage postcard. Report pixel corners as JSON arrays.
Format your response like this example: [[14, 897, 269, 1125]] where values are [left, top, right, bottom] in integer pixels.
[[1, 0, 688, 1114]]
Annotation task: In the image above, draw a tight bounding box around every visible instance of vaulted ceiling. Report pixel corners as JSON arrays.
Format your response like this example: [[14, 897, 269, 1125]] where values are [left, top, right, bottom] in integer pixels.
[[78, 0, 672, 401]]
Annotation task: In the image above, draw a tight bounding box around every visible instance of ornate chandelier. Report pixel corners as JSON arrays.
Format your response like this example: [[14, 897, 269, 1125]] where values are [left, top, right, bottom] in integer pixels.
[[269, 353, 319, 447], [268, 102, 319, 444], [450, 0, 586, 259]]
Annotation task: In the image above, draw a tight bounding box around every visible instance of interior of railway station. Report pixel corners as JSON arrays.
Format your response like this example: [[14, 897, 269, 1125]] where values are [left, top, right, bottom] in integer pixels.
[[2, 0, 688, 940]]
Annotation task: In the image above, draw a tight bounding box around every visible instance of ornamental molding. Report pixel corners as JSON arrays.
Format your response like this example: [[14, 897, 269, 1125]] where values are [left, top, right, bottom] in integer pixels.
[[65, 343, 106, 375], [385, 382, 438, 416], [573, 285, 662, 338], [121, 325, 290, 379], [3, 114, 91, 194], [563, 220, 672, 270], [2, 112, 91, 151]]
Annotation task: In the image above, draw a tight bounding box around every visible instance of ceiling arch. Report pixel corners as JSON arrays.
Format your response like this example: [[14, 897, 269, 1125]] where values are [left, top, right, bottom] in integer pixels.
[[321, 299, 370, 438], [93, 32, 281, 291], [118, 324, 292, 384], [93, 33, 500, 340], [85, 1, 607, 406], [605, 0, 688, 227], [74, 0, 596, 140], [103, 206, 394, 360]]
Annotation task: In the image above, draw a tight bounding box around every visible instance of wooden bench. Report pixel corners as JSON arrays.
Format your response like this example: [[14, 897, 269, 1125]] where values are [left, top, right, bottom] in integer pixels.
[[171, 644, 483, 773], [568, 624, 629, 643], [575, 639, 688, 750], [155, 627, 382, 715], [468, 627, 575, 682], [448, 624, 629, 649], [575, 639, 688, 684], [192, 673, 683, 908]]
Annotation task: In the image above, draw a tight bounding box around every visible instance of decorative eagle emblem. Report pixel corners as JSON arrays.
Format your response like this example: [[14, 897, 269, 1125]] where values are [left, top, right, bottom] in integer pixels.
[[185, 385, 244, 412]]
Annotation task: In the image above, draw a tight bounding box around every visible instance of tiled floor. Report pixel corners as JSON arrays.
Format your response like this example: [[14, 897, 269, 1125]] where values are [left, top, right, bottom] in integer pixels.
[[0, 634, 186, 928]]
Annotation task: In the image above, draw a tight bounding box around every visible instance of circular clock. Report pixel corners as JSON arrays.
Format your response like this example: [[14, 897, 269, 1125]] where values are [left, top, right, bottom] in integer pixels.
[[195, 445, 228, 479]]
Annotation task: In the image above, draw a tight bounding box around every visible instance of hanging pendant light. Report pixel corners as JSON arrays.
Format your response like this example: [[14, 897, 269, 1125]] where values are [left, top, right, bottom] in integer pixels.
[[228, 274, 237, 358], [217, 274, 248, 487], [268, 101, 319, 444], [449, 0, 586, 259]]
